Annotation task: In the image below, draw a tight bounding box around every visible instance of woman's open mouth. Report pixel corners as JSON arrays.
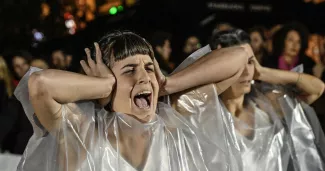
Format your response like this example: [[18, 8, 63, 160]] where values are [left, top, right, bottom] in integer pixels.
[[133, 90, 152, 109]]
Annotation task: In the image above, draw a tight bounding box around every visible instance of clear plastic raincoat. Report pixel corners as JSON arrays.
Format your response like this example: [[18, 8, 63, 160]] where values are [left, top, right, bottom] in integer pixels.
[[15, 66, 242, 170], [171, 45, 325, 171]]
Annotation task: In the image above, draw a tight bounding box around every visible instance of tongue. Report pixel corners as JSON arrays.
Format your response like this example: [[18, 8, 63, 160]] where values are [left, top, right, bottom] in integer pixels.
[[135, 97, 149, 108]]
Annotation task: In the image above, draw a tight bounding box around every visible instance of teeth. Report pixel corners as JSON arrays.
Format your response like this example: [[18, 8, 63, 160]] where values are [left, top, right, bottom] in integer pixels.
[[136, 90, 151, 96]]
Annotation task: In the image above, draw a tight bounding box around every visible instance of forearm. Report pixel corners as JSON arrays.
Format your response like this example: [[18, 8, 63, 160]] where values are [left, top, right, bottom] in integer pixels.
[[30, 69, 115, 104], [215, 67, 245, 94], [259, 67, 325, 99], [165, 47, 247, 95]]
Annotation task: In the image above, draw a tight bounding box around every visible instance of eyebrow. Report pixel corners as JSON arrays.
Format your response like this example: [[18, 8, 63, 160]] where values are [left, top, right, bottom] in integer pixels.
[[145, 62, 154, 67], [249, 56, 254, 60], [121, 62, 154, 70], [121, 64, 138, 70]]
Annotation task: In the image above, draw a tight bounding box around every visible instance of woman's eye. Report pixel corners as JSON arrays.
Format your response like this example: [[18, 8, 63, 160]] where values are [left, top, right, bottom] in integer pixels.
[[125, 69, 135, 74], [146, 68, 154, 72], [248, 60, 254, 64]]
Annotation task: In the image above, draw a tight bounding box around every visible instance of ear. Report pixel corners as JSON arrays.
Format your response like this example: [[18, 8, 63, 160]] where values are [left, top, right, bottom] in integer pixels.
[[217, 44, 222, 50]]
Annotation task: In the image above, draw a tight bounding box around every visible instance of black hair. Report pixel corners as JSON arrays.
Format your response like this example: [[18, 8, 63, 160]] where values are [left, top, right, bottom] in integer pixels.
[[272, 22, 309, 58], [96, 31, 154, 66], [249, 26, 266, 41], [212, 22, 234, 34], [150, 31, 171, 48], [210, 29, 255, 106], [6, 50, 32, 80], [10, 51, 33, 62], [209, 28, 251, 50]]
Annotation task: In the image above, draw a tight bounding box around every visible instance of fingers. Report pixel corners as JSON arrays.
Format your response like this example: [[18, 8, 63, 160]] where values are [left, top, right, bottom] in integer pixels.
[[85, 48, 98, 75], [85, 48, 93, 64], [153, 58, 165, 83], [80, 60, 92, 76], [153, 58, 160, 71], [252, 56, 261, 66], [153, 58, 161, 75], [94, 42, 103, 64]]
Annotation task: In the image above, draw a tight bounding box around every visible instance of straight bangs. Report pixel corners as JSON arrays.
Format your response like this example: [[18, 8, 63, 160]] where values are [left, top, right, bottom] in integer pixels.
[[98, 31, 154, 66]]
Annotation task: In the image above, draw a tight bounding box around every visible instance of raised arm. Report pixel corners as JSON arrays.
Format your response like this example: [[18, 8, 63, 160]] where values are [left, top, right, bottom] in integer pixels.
[[161, 46, 250, 95], [29, 44, 115, 131], [254, 59, 325, 104]]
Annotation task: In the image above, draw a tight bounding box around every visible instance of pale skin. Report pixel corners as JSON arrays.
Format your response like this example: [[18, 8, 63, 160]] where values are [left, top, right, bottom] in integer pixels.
[[219, 43, 325, 137], [29, 43, 250, 131]]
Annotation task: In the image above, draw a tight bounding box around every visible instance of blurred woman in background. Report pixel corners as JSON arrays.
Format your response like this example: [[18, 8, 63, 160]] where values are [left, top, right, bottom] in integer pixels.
[[265, 22, 315, 75], [0, 56, 13, 98], [0, 56, 14, 150], [249, 26, 268, 63], [150, 31, 173, 75], [31, 58, 49, 69], [1, 52, 33, 154], [9, 51, 31, 87]]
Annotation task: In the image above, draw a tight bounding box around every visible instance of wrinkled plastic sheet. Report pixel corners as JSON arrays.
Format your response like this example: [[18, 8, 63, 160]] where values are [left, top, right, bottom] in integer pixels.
[[14, 45, 325, 171], [258, 83, 325, 171], [170, 45, 325, 171]]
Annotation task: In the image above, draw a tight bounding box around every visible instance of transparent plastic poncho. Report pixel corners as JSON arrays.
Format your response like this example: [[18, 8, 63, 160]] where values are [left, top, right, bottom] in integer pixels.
[[14, 66, 242, 170], [173, 45, 325, 171], [254, 77, 325, 171]]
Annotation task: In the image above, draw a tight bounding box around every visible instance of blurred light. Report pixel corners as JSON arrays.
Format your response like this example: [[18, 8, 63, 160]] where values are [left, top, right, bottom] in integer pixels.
[[65, 19, 76, 28], [32, 29, 44, 42], [32, 42, 38, 48], [109, 6, 118, 15], [69, 29, 76, 35], [34, 32, 44, 41], [64, 12, 73, 20], [126, 0, 136, 7], [117, 5, 124, 12]]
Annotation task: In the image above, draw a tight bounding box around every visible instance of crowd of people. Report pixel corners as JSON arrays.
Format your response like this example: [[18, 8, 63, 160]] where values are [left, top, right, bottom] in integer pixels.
[[0, 20, 325, 171]]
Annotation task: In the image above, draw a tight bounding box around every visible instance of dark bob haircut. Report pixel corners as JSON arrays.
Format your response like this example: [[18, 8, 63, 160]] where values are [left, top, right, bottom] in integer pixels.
[[95, 31, 154, 66], [209, 28, 251, 50]]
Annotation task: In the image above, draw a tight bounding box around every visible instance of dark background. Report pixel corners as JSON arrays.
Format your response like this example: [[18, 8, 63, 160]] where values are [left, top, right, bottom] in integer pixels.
[[0, 0, 324, 60]]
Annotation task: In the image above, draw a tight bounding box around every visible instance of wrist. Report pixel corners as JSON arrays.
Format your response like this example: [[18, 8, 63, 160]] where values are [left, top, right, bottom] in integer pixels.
[[103, 76, 115, 96], [256, 67, 267, 80], [159, 76, 169, 96]]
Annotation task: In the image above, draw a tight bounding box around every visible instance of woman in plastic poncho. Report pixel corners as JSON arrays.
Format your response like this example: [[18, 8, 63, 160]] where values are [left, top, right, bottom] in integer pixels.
[[211, 29, 324, 170], [172, 29, 325, 171], [15, 31, 252, 171]]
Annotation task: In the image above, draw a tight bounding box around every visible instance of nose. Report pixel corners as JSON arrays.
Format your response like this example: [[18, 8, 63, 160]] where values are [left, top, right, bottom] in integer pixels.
[[294, 42, 300, 49], [137, 68, 151, 84]]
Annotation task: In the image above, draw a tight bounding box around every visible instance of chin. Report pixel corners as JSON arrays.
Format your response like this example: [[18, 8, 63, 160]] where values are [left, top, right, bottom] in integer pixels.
[[244, 87, 252, 92], [137, 112, 156, 123], [237, 87, 251, 95], [129, 102, 157, 123]]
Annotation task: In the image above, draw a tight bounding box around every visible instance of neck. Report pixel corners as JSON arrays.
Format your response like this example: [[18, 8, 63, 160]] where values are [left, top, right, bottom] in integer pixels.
[[221, 92, 245, 116], [282, 54, 296, 65]]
